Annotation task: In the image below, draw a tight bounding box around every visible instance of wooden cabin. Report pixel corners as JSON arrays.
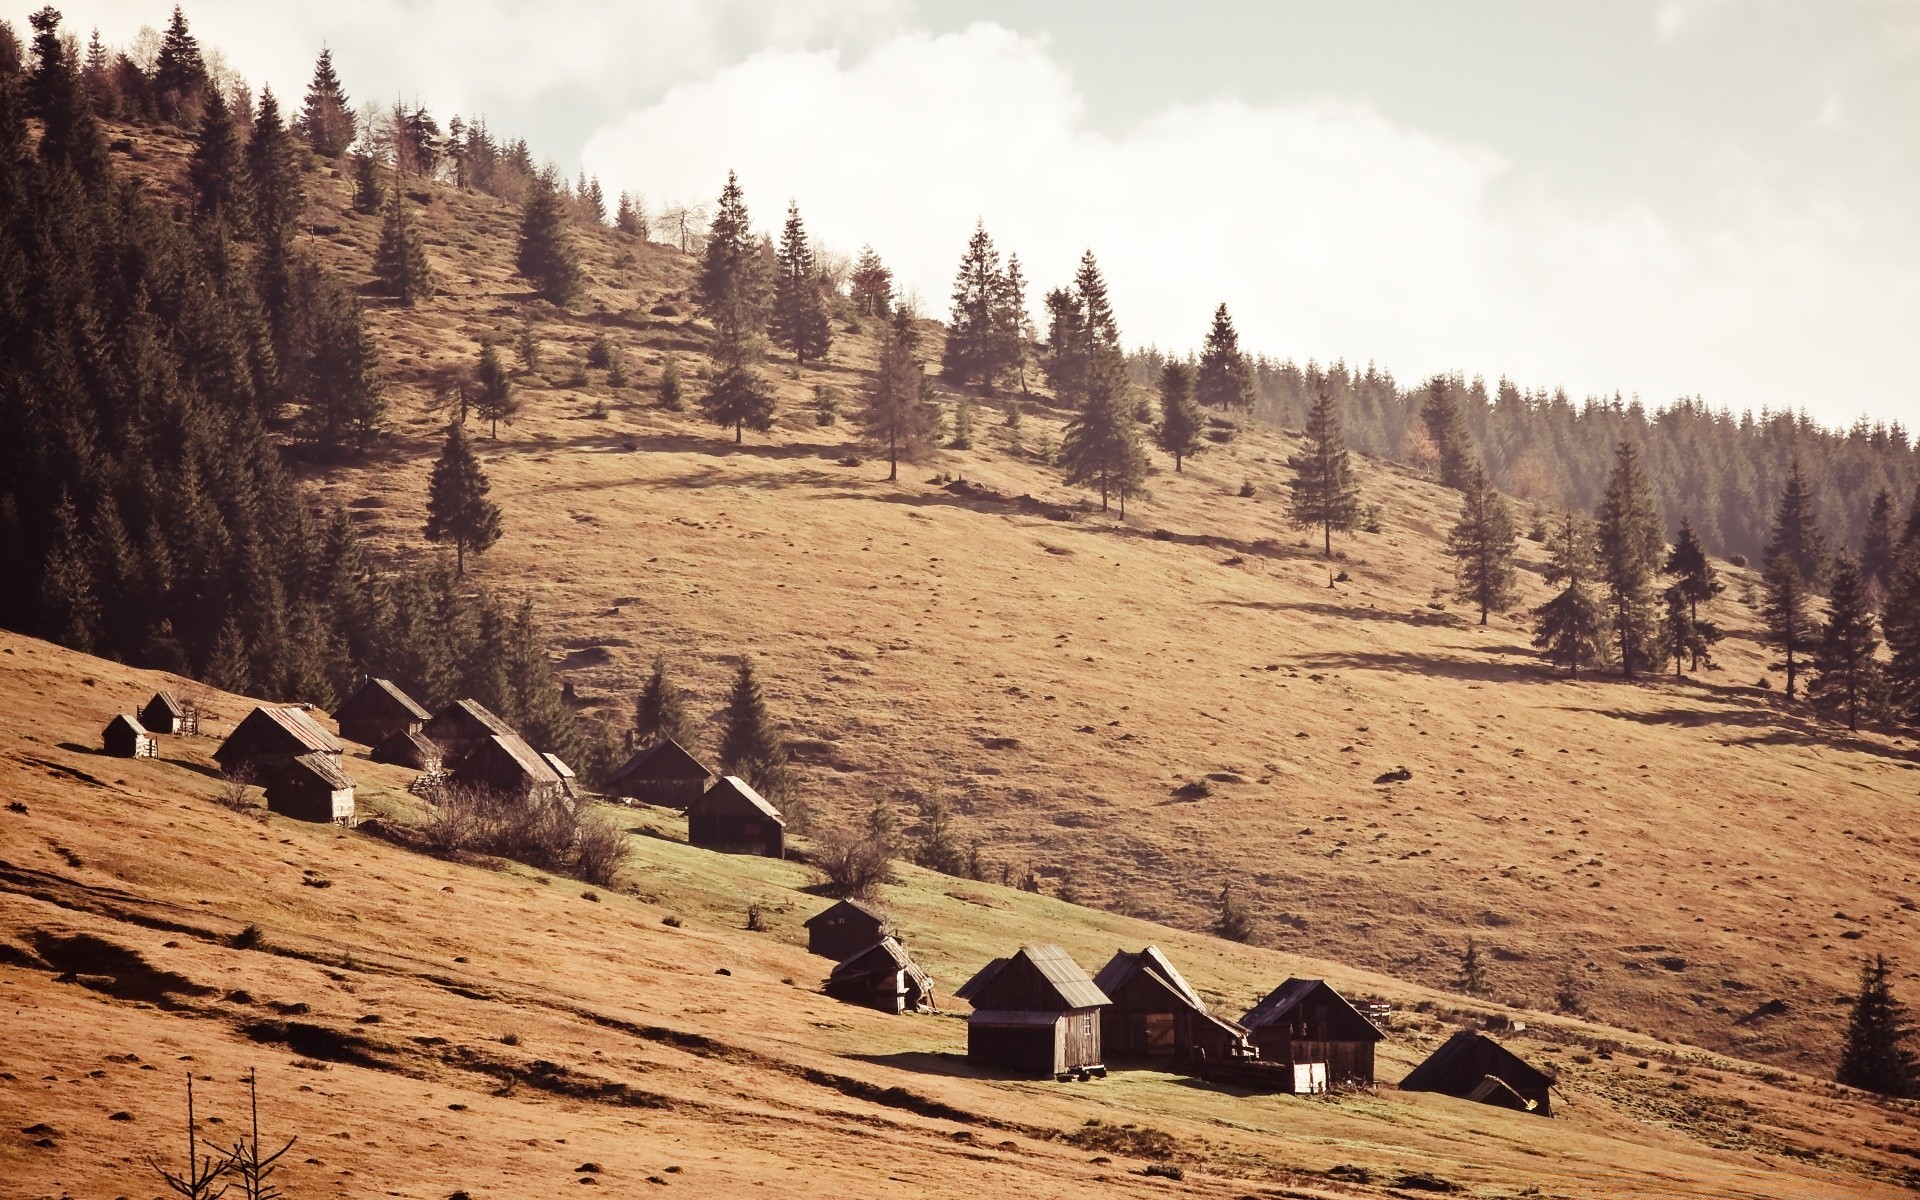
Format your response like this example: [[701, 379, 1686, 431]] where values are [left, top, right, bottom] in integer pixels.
[[139, 691, 185, 736], [1240, 978, 1385, 1085], [958, 944, 1110, 1080], [102, 713, 156, 758], [421, 699, 517, 762], [1399, 1031, 1555, 1116], [264, 752, 356, 825], [604, 738, 711, 807], [804, 898, 891, 961], [825, 937, 935, 1014], [1093, 946, 1249, 1063], [450, 732, 567, 803], [371, 727, 443, 771], [213, 706, 344, 775], [686, 775, 784, 857], [334, 678, 430, 746]]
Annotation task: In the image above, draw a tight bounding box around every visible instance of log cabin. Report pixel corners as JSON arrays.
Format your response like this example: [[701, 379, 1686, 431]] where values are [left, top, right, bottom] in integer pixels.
[[824, 937, 934, 1014], [101, 713, 156, 758], [214, 706, 344, 775], [604, 738, 712, 807], [333, 678, 430, 746], [1239, 977, 1384, 1085], [138, 691, 185, 735], [958, 944, 1110, 1080], [804, 898, 891, 961], [685, 775, 784, 857], [264, 752, 356, 824], [1093, 946, 1249, 1063], [1399, 1031, 1555, 1116]]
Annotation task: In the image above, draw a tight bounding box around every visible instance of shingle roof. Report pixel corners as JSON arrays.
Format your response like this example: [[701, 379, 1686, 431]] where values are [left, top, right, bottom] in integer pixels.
[[1241, 977, 1384, 1040], [144, 691, 184, 718], [482, 733, 565, 786], [1093, 946, 1206, 1011], [371, 728, 442, 767], [830, 936, 933, 994], [232, 706, 345, 756], [434, 698, 516, 738], [1399, 1031, 1554, 1093], [105, 713, 147, 737], [287, 751, 355, 790], [694, 775, 784, 823], [965, 1010, 1065, 1027], [1018, 944, 1110, 1010], [954, 957, 1009, 1003], [606, 738, 712, 785], [338, 678, 430, 722], [803, 898, 888, 929]]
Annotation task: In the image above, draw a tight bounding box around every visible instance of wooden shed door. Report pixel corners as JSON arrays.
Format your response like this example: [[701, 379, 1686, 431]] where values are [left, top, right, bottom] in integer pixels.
[[1142, 1013, 1176, 1056]]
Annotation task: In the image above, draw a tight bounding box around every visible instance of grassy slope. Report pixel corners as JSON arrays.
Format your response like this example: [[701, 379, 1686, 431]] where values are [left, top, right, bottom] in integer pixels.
[[4, 629, 1920, 1200]]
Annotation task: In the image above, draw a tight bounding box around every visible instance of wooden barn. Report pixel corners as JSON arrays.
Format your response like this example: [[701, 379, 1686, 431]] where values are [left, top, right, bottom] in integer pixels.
[[450, 732, 567, 803], [334, 678, 430, 746], [1399, 1031, 1555, 1116], [139, 691, 185, 735], [420, 699, 517, 761], [958, 944, 1110, 1080], [825, 937, 935, 1014], [604, 738, 711, 807], [804, 898, 891, 961], [264, 752, 356, 824], [102, 713, 156, 758], [371, 727, 443, 771], [1093, 946, 1250, 1063], [1240, 978, 1385, 1085], [686, 775, 784, 857], [214, 706, 344, 775]]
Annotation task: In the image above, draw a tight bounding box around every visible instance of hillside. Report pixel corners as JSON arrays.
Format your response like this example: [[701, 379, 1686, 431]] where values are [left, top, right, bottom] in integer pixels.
[[62, 113, 1920, 1079], [6, 630, 1920, 1199]]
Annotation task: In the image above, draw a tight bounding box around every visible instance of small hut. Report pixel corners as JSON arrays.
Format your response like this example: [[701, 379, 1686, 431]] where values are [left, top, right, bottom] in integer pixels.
[[959, 944, 1110, 1079], [1399, 1031, 1555, 1116], [102, 714, 156, 758], [333, 678, 430, 746], [1240, 978, 1385, 1085], [371, 728, 443, 772], [139, 691, 185, 736], [421, 699, 517, 762], [825, 937, 935, 1014], [542, 753, 579, 802], [686, 775, 784, 857], [264, 752, 356, 824], [450, 732, 566, 803], [214, 706, 344, 775], [604, 738, 712, 807], [1093, 946, 1249, 1063], [804, 898, 891, 961]]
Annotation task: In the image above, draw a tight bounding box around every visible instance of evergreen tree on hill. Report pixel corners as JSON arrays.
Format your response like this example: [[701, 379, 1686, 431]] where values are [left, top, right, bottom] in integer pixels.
[[153, 4, 206, 125], [1595, 441, 1666, 677], [1195, 303, 1254, 411], [424, 420, 502, 576], [1766, 459, 1829, 591], [697, 170, 772, 348], [299, 47, 353, 157], [849, 245, 893, 319], [857, 313, 938, 481], [1664, 514, 1723, 669], [943, 221, 1005, 389], [699, 361, 776, 444], [1533, 510, 1608, 678], [187, 85, 249, 232], [1884, 549, 1920, 728], [1420, 374, 1477, 490], [1762, 557, 1817, 700], [718, 658, 792, 801], [373, 188, 433, 305], [1860, 488, 1897, 596], [996, 253, 1034, 395], [1043, 250, 1120, 405], [1059, 355, 1148, 516], [1838, 954, 1916, 1098], [1447, 462, 1518, 623], [247, 86, 304, 242], [299, 268, 385, 450], [516, 169, 583, 305], [635, 654, 699, 752], [1902, 482, 1920, 553], [771, 200, 831, 363], [1811, 552, 1879, 731], [350, 149, 385, 215], [1288, 380, 1361, 557], [473, 342, 516, 438], [1154, 360, 1204, 472]]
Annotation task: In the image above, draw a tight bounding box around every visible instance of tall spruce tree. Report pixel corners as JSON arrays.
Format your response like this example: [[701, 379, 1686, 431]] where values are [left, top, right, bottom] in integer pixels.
[[373, 189, 433, 304], [152, 4, 206, 124], [424, 421, 502, 575], [697, 170, 772, 350], [1195, 303, 1254, 411], [1420, 375, 1477, 489], [1534, 510, 1607, 677], [299, 47, 353, 157], [1665, 515, 1723, 669], [1812, 552, 1880, 731], [1288, 380, 1361, 557], [1762, 557, 1817, 699], [473, 342, 516, 437], [246, 87, 303, 242], [300, 269, 385, 450], [943, 221, 1005, 388], [1884, 548, 1920, 728], [1767, 459, 1829, 592], [699, 362, 776, 444], [350, 149, 385, 214], [1447, 462, 1518, 623], [1043, 251, 1120, 405], [995, 253, 1033, 395], [516, 169, 582, 305], [1837, 954, 1916, 1098], [770, 201, 830, 363], [187, 85, 249, 231], [718, 658, 792, 800], [634, 654, 698, 751], [1155, 360, 1204, 472], [857, 314, 937, 481], [1861, 488, 1897, 596], [1059, 355, 1148, 516], [849, 245, 892, 318], [1660, 586, 1699, 676], [1594, 441, 1666, 677]]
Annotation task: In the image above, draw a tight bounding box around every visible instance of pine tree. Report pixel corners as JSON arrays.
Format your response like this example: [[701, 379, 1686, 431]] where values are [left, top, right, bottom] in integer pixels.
[[770, 201, 830, 363], [1060, 356, 1148, 516], [699, 363, 776, 444], [516, 170, 583, 305], [697, 171, 772, 350], [1861, 488, 1897, 596], [299, 47, 353, 157], [1762, 557, 1817, 699], [634, 654, 698, 751], [1534, 511, 1607, 678], [424, 421, 502, 575], [39, 493, 99, 654], [849, 245, 892, 319], [1595, 441, 1666, 677], [373, 189, 433, 304], [943, 221, 1004, 388], [718, 658, 792, 801], [247, 87, 303, 242], [187, 86, 250, 231], [1664, 514, 1722, 667], [657, 356, 684, 411], [153, 4, 206, 124], [1195, 303, 1254, 411], [1903, 482, 1920, 554], [1043, 251, 1120, 405], [1884, 548, 1920, 728], [300, 274, 385, 450], [1837, 954, 1916, 1098], [1420, 375, 1477, 489], [1812, 552, 1880, 731], [614, 190, 646, 236], [1155, 360, 1204, 471], [1287, 380, 1361, 556], [1766, 459, 1829, 592], [994, 254, 1033, 395], [1459, 936, 1488, 995], [1660, 585, 1698, 676], [857, 314, 937, 481], [1447, 462, 1518, 623], [473, 342, 516, 437], [503, 597, 584, 766], [204, 615, 252, 693], [24, 7, 108, 186], [350, 150, 384, 215]]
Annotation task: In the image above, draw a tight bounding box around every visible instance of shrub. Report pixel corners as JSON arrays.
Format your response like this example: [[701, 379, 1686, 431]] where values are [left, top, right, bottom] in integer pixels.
[[813, 826, 897, 899], [427, 784, 629, 886], [1238, 480, 1256, 498], [606, 351, 629, 389], [810, 384, 842, 426], [586, 332, 612, 368], [1729, 554, 1748, 569]]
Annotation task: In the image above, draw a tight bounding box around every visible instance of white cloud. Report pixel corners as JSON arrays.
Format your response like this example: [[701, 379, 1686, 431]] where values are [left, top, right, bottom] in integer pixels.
[[584, 22, 1920, 418]]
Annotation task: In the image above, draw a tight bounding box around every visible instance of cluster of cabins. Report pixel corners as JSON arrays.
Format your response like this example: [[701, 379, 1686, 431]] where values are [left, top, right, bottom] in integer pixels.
[[806, 910, 1553, 1116]]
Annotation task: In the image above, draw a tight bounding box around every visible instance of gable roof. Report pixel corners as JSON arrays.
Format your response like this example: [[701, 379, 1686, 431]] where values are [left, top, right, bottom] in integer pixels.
[[1400, 1031, 1554, 1094], [606, 738, 711, 785], [690, 775, 784, 823], [143, 691, 184, 718], [470, 732, 564, 787], [1094, 946, 1206, 1011], [954, 957, 1009, 1004], [429, 698, 516, 739], [220, 706, 345, 758], [804, 898, 888, 930], [963, 944, 1109, 1012], [336, 677, 430, 722], [1242, 977, 1385, 1040], [371, 727, 442, 766], [285, 751, 355, 790], [830, 936, 934, 994], [104, 713, 148, 737]]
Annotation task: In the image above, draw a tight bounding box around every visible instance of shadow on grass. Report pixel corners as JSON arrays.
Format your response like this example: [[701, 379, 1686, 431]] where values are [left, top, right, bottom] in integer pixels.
[[1211, 598, 1479, 630], [1568, 704, 1920, 767], [846, 1050, 991, 1080]]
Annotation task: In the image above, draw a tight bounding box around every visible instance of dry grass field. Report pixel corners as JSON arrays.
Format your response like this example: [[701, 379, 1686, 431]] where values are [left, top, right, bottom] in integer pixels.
[[3, 121, 1918, 1197]]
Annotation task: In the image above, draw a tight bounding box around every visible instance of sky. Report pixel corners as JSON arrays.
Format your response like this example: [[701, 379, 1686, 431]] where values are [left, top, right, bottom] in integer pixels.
[[18, 0, 1920, 429]]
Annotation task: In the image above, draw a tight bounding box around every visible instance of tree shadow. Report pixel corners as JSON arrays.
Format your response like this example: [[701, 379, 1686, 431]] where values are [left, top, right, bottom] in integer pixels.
[[1209, 598, 1478, 631], [1567, 705, 1920, 767], [1111, 526, 1317, 564], [844, 1050, 993, 1080], [1290, 648, 1573, 687]]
